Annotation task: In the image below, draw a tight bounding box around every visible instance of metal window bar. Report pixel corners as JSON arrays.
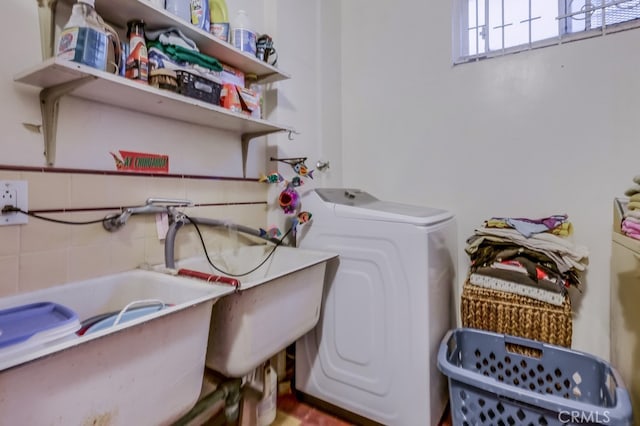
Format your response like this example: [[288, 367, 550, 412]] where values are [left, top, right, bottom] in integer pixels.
[[458, 0, 640, 63]]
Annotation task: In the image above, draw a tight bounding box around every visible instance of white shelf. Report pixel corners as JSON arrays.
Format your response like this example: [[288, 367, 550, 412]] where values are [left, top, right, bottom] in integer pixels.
[[15, 58, 293, 176], [86, 0, 289, 83], [15, 58, 290, 134]]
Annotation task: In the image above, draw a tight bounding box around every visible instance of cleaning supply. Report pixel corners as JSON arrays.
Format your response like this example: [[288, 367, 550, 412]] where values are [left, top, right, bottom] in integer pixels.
[[165, 0, 191, 22], [125, 20, 149, 83], [209, 0, 229, 42], [56, 0, 118, 72], [256, 363, 277, 426], [231, 9, 256, 56], [190, 0, 210, 32]]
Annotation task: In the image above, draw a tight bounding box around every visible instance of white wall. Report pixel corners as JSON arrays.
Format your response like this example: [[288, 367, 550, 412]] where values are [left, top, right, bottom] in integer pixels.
[[338, 1, 640, 360]]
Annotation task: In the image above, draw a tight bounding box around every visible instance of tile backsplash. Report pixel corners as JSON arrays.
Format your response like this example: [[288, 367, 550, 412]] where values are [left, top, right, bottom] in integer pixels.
[[0, 169, 268, 297]]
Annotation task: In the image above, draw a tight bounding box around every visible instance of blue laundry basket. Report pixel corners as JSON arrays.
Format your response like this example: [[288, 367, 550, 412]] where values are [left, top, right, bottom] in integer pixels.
[[437, 328, 633, 426]]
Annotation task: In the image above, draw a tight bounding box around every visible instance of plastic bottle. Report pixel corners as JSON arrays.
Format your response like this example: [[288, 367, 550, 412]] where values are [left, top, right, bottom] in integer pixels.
[[125, 20, 149, 83], [256, 363, 277, 426], [231, 10, 256, 56], [165, 0, 191, 22], [209, 0, 229, 42], [56, 0, 110, 71], [190, 0, 210, 32]]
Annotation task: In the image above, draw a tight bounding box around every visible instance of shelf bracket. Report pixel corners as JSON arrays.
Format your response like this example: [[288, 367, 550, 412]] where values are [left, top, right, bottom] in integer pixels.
[[40, 76, 95, 165], [36, 0, 58, 60], [241, 130, 288, 178]]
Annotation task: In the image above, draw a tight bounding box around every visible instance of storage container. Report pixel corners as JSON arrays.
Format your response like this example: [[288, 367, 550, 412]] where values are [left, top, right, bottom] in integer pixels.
[[0, 269, 235, 425], [438, 328, 633, 426], [176, 69, 222, 104], [0, 302, 79, 362], [461, 281, 572, 348]]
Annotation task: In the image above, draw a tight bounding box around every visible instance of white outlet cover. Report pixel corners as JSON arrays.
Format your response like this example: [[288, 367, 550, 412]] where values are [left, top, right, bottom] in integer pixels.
[[0, 180, 28, 225]]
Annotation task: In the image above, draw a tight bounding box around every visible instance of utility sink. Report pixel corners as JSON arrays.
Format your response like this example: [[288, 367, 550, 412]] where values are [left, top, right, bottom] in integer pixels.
[[167, 244, 338, 378], [0, 269, 235, 425]]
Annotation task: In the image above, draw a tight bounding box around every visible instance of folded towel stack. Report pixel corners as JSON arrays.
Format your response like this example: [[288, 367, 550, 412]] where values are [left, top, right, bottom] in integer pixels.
[[622, 175, 640, 240], [465, 215, 588, 306]]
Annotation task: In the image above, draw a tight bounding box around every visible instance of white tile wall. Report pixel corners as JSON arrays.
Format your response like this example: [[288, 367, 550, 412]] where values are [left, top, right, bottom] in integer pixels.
[[0, 170, 268, 296]]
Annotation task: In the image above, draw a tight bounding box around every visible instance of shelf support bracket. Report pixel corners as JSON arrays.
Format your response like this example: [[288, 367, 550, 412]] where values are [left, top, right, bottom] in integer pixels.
[[241, 130, 292, 178], [40, 76, 95, 165], [36, 0, 58, 60]]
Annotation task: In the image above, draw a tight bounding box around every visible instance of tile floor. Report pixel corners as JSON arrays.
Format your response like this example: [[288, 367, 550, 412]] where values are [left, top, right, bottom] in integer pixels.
[[274, 391, 352, 426], [274, 387, 452, 426]]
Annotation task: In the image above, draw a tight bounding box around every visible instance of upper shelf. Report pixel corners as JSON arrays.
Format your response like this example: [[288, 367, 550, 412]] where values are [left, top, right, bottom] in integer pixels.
[[15, 57, 292, 135], [64, 0, 290, 83]]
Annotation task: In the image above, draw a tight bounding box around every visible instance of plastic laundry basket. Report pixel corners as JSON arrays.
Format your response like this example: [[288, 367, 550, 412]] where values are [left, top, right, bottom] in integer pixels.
[[437, 328, 633, 426]]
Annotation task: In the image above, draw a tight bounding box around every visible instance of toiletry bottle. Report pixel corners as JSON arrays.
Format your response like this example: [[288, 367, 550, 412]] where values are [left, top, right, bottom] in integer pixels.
[[209, 0, 229, 42], [56, 0, 110, 71], [231, 9, 256, 56], [190, 0, 210, 32]]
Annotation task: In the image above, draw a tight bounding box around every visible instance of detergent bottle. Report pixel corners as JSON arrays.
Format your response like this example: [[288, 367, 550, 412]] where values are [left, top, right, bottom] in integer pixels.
[[209, 0, 229, 42], [56, 0, 120, 72], [231, 9, 256, 55], [190, 0, 210, 32]]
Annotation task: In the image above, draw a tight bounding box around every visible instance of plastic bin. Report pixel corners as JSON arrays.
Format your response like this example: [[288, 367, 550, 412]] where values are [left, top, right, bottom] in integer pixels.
[[437, 328, 633, 426], [175, 69, 222, 105]]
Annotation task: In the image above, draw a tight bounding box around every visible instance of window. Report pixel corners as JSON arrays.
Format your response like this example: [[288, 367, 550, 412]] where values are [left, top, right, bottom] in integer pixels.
[[454, 0, 640, 63]]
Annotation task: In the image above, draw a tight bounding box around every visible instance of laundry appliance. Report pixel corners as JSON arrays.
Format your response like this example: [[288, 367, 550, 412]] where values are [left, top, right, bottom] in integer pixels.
[[295, 188, 457, 426]]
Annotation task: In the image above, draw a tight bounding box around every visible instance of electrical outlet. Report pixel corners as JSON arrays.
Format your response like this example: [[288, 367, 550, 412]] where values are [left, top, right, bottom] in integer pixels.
[[0, 180, 28, 226]]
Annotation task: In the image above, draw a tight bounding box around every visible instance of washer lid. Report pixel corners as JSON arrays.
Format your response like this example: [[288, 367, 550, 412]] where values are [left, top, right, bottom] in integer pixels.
[[314, 188, 453, 225]]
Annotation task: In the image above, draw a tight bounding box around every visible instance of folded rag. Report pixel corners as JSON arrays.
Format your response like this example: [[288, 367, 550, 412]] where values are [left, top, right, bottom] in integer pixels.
[[147, 40, 222, 72], [146, 27, 199, 52]]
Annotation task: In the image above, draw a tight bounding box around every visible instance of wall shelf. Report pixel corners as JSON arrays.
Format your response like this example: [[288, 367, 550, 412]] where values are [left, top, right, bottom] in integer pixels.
[[14, 58, 294, 176], [41, 0, 290, 83]]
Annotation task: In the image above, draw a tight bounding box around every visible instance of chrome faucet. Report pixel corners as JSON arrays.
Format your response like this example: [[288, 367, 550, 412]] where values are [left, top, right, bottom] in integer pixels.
[[103, 198, 193, 232]]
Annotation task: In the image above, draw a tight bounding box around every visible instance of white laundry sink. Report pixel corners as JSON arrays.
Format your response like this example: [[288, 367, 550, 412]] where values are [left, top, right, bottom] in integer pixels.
[[169, 244, 338, 377], [0, 269, 235, 425]]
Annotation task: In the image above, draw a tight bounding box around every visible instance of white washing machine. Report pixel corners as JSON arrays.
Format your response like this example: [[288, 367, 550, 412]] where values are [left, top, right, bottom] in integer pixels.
[[295, 188, 457, 426]]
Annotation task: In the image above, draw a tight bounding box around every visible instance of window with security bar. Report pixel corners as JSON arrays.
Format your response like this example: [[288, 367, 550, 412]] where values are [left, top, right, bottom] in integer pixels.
[[454, 0, 640, 63]]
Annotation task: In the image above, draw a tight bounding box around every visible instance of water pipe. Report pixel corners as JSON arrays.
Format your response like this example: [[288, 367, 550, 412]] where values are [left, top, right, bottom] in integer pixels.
[[102, 198, 193, 232], [164, 216, 281, 269], [171, 378, 242, 426]]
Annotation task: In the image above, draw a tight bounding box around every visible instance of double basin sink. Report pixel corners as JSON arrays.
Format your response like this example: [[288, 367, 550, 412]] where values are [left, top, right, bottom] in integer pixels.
[[0, 245, 336, 425]]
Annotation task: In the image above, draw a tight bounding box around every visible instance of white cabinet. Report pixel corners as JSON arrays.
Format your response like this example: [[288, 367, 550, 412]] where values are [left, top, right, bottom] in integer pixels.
[[610, 200, 640, 418], [16, 0, 294, 176]]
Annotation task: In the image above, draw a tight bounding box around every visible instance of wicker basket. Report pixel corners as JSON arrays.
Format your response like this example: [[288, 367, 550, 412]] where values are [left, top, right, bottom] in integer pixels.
[[461, 281, 573, 348]]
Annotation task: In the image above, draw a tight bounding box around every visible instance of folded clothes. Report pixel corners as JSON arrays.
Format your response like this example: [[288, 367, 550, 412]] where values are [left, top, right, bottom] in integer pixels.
[[486, 215, 570, 238], [147, 40, 222, 72], [146, 27, 199, 52], [148, 47, 186, 70], [469, 227, 589, 274], [468, 274, 566, 306], [622, 219, 640, 233], [474, 264, 566, 294], [625, 184, 640, 196], [624, 208, 640, 219]]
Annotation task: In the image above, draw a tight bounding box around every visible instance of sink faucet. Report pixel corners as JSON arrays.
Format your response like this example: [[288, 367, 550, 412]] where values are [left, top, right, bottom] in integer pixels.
[[103, 198, 193, 232]]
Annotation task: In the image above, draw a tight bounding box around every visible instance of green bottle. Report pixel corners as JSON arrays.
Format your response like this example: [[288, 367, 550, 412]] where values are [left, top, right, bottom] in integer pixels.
[[209, 0, 229, 42]]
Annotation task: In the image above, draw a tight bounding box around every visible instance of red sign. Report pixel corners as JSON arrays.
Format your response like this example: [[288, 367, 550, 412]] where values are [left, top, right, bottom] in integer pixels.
[[110, 150, 169, 173]]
